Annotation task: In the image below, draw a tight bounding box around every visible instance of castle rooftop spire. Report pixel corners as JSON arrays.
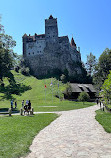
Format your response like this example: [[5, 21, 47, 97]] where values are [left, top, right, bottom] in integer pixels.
[[23, 33, 27, 37], [49, 15, 53, 19], [71, 37, 76, 47]]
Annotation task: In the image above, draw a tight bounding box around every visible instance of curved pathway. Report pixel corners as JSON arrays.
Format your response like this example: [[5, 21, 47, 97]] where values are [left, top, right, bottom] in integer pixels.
[[25, 105, 111, 158]]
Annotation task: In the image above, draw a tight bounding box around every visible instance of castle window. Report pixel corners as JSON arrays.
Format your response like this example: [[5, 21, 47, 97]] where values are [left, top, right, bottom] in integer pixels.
[[53, 35, 54, 37], [40, 51, 41, 53], [29, 53, 30, 55], [33, 52, 34, 54]]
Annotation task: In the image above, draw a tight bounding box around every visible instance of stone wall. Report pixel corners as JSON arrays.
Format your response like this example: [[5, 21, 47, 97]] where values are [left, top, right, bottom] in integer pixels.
[[25, 40, 82, 78], [45, 17, 58, 43], [26, 38, 46, 57]]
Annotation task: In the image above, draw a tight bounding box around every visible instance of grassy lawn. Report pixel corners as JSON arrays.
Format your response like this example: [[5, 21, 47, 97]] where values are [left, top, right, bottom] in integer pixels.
[[36, 101, 95, 112], [0, 113, 58, 158], [0, 71, 96, 158], [0, 71, 95, 112], [95, 109, 111, 133]]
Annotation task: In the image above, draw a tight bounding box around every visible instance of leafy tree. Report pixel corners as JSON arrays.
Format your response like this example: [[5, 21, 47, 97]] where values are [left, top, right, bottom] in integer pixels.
[[86, 52, 97, 76], [65, 83, 72, 99], [0, 16, 16, 82], [78, 92, 90, 104], [60, 74, 66, 83], [100, 70, 111, 104], [93, 48, 111, 91]]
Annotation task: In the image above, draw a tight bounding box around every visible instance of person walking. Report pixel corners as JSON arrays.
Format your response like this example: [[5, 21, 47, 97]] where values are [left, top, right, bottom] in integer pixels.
[[24, 104, 28, 115], [26, 100, 29, 106], [28, 100, 31, 111], [100, 101, 101, 109], [15, 101, 17, 108], [96, 98, 99, 105], [22, 100, 24, 108], [11, 99, 13, 109]]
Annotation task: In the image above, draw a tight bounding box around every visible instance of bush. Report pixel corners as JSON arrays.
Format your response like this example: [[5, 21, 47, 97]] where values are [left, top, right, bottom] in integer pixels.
[[20, 66, 30, 76], [60, 74, 66, 83], [14, 66, 20, 73], [100, 70, 111, 105], [64, 83, 72, 98], [78, 92, 90, 103]]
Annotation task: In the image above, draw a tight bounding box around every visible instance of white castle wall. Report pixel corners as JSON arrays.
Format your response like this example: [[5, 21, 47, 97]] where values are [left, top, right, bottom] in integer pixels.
[[26, 39, 46, 57]]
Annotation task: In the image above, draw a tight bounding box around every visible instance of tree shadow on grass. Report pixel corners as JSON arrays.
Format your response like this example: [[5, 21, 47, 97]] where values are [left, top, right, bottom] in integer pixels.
[[0, 83, 32, 101], [0, 108, 20, 113]]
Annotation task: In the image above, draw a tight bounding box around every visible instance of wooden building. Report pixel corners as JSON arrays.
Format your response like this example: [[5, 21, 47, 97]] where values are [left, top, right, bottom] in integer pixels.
[[64, 83, 96, 100]]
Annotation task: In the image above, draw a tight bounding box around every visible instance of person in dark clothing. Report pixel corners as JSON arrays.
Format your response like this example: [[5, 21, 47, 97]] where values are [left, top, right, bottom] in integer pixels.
[[15, 101, 17, 108], [11, 99, 13, 109], [24, 104, 28, 115], [28, 100, 31, 111], [96, 98, 99, 105], [100, 101, 101, 108]]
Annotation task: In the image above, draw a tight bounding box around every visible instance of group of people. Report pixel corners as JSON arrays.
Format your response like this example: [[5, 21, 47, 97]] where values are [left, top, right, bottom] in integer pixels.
[[10, 99, 32, 115], [11, 99, 17, 109], [22, 100, 32, 115]]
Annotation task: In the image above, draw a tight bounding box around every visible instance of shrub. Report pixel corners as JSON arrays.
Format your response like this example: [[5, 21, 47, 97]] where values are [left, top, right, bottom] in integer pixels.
[[78, 92, 90, 103], [14, 66, 20, 73], [60, 74, 66, 83], [20, 67, 30, 76], [64, 83, 72, 99]]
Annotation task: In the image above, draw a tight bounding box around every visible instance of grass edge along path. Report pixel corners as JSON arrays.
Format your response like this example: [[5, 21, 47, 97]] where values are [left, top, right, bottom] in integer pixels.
[[95, 109, 111, 133], [36, 102, 95, 112], [0, 113, 58, 158]]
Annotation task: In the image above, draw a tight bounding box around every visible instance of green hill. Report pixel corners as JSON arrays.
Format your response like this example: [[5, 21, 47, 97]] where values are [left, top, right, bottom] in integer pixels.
[[0, 71, 94, 112]]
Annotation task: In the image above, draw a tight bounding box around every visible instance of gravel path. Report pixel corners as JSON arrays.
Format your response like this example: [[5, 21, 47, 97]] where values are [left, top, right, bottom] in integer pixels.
[[25, 105, 111, 158]]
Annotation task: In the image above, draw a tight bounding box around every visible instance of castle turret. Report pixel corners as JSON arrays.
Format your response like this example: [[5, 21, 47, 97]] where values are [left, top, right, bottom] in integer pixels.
[[45, 15, 58, 43], [22, 33, 27, 57], [71, 37, 76, 48]]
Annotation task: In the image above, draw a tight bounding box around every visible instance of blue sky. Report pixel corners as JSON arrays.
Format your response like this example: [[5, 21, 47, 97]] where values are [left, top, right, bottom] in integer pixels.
[[0, 0, 111, 62]]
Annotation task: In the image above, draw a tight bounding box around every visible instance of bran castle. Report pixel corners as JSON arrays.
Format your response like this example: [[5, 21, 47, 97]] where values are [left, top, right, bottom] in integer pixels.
[[22, 15, 83, 78]]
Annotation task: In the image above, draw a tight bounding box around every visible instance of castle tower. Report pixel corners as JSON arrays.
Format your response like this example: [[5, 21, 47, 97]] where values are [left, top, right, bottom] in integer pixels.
[[22, 33, 27, 57], [45, 15, 58, 43]]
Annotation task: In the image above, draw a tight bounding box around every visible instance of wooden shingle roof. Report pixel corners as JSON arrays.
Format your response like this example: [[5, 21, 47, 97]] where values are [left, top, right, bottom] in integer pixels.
[[70, 83, 96, 93]]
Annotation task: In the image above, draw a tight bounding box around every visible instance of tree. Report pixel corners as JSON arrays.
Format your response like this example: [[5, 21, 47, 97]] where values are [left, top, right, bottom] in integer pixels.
[[0, 16, 16, 82], [78, 92, 90, 104], [100, 70, 111, 104], [93, 48, 111, 91], [65, 83, 72, 99], [86, 52, 97, 76], [60, 74, 66, 83]]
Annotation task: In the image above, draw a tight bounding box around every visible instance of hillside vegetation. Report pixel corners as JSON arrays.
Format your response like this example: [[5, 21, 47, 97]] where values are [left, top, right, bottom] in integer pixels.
[[0, 71, 94, 112]]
